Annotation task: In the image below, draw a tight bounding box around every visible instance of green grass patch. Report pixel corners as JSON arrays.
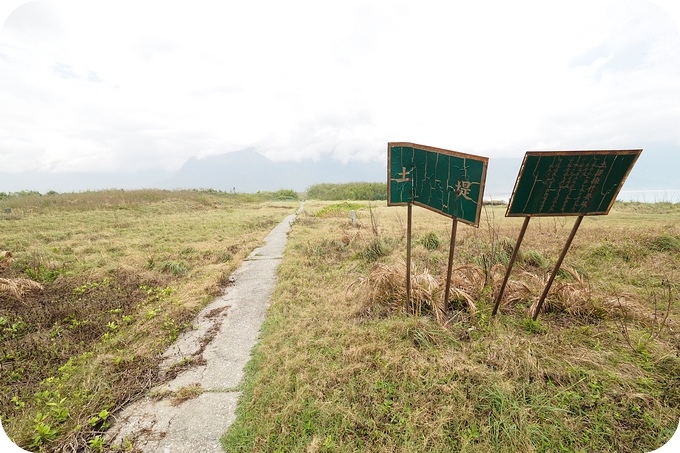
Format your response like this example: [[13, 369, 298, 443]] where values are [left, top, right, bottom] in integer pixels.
[[314, 202, 366, 218]]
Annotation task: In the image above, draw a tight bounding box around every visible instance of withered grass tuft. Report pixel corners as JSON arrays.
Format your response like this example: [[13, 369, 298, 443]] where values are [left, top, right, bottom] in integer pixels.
[[0, 189, 297, 451], [224, 200, 680, 453]]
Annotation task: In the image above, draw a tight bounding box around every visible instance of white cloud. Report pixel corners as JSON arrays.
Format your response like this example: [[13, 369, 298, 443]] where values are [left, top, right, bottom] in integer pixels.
[[1, 0, 679, 175]]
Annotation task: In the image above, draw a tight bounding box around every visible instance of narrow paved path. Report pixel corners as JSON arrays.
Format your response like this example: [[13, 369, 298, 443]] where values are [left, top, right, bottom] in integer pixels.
[[107, 208, 299, 452]]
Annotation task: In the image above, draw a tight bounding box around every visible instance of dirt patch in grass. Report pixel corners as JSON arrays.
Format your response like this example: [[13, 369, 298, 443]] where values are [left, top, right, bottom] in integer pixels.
[[1, 268, 156, 387], [0, 267, 177, 449]]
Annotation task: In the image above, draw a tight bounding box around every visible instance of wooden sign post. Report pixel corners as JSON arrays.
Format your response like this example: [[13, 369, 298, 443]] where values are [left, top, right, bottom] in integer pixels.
[[388, 142, 488, 310], [492, 149, 642, 320]]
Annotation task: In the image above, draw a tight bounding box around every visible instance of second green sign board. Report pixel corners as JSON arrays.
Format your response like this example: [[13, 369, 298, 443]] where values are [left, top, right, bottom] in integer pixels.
[[388, 142, 488, 226], [507, 150, 642, 217]]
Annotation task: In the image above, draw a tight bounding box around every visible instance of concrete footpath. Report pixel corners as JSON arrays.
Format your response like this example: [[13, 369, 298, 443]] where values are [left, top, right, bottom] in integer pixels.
[[106, 208, 299, 452]]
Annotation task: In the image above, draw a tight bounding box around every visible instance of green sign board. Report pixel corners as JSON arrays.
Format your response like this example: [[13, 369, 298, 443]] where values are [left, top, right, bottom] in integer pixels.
[[388, 142, 488, 226], [506, 150, 642, 217]]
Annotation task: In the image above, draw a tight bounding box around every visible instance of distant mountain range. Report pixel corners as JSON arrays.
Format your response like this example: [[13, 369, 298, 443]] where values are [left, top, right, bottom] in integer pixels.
[[162, 148, 386, 193], [1, 146, 677, 196]]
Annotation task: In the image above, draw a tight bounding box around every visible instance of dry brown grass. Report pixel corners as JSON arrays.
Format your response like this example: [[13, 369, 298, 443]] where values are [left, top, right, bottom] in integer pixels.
[[445, 264, 486, 317], [350, 260, 429, 317], [0, 277, 43, 301], [492, 272, 533, 308], [353, 257, 644, 328], [350, 261, 488, 323]]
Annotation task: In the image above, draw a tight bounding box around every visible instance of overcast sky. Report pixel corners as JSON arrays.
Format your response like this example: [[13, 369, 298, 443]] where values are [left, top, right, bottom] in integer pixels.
[[1, 0, 680, 175]]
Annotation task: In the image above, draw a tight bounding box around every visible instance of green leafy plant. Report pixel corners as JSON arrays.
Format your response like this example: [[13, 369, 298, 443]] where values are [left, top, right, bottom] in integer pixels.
[[30, 413, 59, 448], [88, 435, 106, 451], [47, 397, 70, 423], [88, 409, 111, 431]]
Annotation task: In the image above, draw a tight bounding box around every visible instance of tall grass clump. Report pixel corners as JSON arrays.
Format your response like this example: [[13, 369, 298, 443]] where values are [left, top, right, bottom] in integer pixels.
[[418, 231, 441, 250], [649, 233, 680, 252], [521, 250, 547, 269]]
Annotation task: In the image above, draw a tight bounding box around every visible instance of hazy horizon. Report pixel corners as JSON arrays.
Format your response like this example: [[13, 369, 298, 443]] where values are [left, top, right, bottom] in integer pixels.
[[1, 148, 678, 203]]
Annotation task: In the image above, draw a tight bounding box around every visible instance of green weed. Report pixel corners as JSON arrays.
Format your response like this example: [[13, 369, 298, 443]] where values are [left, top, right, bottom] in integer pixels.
[[418, 231, 442, 250], [30, 413, 59, 448], [88, 435, 106, 451]]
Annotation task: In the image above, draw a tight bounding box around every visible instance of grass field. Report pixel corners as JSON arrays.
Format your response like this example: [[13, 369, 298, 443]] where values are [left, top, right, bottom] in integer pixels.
[[0, 189, 298, 451], [222, 200, 679, 452], [2, 192, 678, 452]]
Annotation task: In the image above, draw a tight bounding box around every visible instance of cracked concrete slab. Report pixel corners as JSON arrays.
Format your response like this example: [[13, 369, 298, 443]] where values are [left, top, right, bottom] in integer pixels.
[[106, 207, 300, 452]]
